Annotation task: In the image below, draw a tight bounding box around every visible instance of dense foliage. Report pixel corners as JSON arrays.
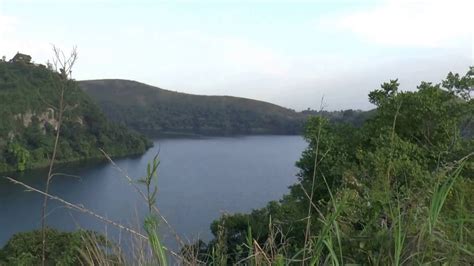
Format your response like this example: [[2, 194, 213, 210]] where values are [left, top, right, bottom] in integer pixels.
[[0, 60, 151, 172], [199, 68, 473, 264], [0, 229, 114, 265], [80, 79, 306, 136], [300, 108, 375, 128]]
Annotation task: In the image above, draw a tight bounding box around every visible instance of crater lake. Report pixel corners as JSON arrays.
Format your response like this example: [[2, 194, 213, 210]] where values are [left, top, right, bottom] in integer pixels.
[[0, 135, 306, 250]]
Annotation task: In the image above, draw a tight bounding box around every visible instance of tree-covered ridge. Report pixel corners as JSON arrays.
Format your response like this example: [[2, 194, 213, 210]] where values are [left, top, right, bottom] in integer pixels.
[[0, 59, 151, 172], [79, 79, 307, 136], [198, 68, 473, 264]]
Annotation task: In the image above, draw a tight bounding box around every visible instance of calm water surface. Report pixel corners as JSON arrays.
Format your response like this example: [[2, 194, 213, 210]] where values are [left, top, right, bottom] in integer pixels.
[[0, 135, 306, 249]]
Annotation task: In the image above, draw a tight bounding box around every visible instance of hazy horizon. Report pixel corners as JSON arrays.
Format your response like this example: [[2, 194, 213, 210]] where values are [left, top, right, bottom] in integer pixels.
[[1, 0, 472, 111]]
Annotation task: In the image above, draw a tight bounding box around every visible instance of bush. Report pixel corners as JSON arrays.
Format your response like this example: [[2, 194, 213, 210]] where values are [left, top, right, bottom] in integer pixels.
[[0, 228, 112, 265]]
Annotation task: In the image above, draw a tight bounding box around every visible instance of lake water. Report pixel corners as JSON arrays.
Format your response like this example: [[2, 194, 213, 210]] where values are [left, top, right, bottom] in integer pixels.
[[0, 135, 306, 250]]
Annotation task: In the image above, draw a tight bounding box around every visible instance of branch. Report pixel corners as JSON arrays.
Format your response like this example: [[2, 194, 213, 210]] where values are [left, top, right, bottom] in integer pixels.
[[6, 176, 148, 239]]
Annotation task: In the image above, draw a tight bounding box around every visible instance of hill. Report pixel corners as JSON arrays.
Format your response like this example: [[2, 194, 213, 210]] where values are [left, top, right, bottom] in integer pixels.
[[0, 59, 151, 172], [79, 79, 306, 136]]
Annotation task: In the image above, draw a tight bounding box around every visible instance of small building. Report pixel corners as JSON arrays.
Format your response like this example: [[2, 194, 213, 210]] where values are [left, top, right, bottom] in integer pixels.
[[9, 52, 32, 64]]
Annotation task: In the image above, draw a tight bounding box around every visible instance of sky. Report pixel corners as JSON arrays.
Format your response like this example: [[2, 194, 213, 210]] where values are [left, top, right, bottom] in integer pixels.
[[0, 0, 472, 111]]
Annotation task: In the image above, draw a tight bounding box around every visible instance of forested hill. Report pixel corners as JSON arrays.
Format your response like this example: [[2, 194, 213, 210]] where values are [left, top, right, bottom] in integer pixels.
[[79, 79, 306, 136], [0, 59, 151, 172]]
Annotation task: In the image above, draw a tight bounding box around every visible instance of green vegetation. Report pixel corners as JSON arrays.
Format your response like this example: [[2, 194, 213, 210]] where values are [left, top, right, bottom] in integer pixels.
[[0, 229, 120, 265], [79, 79, 306, 136], [0, 60, 151, 172], [191, 67, 474, 264], [301, 108, 375, 128]]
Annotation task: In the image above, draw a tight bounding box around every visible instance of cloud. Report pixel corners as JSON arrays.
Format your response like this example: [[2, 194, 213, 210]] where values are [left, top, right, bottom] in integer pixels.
[[0, 12, 75, 63], [141, 30, 291, 77], [322, 0, 473, 48], [213, 36, 290, 76], [0, 15, 23, 57], [0, 14, 17, 34]]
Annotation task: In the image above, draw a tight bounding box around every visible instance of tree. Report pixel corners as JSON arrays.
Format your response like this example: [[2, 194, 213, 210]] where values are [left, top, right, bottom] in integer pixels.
[[7, 141, 30, 171]]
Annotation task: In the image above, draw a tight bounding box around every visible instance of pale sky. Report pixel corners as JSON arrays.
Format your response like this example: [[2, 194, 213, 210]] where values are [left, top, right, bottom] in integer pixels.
[[0, 0, 472, 111]]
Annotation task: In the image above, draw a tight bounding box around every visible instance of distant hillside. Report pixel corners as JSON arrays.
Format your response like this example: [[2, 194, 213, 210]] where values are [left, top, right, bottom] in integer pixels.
[[0, 59, 150, 172], [79, 79, 306, 136]]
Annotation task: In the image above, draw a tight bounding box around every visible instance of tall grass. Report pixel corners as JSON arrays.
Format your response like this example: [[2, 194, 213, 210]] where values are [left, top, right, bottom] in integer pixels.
[[40, 46, 77, 266], [428, 160, 466, 235]]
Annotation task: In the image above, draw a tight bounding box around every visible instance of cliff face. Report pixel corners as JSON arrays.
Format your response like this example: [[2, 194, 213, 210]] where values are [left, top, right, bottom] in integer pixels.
[[0, 60, 151, 172], [14, 109, 60, 131]]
